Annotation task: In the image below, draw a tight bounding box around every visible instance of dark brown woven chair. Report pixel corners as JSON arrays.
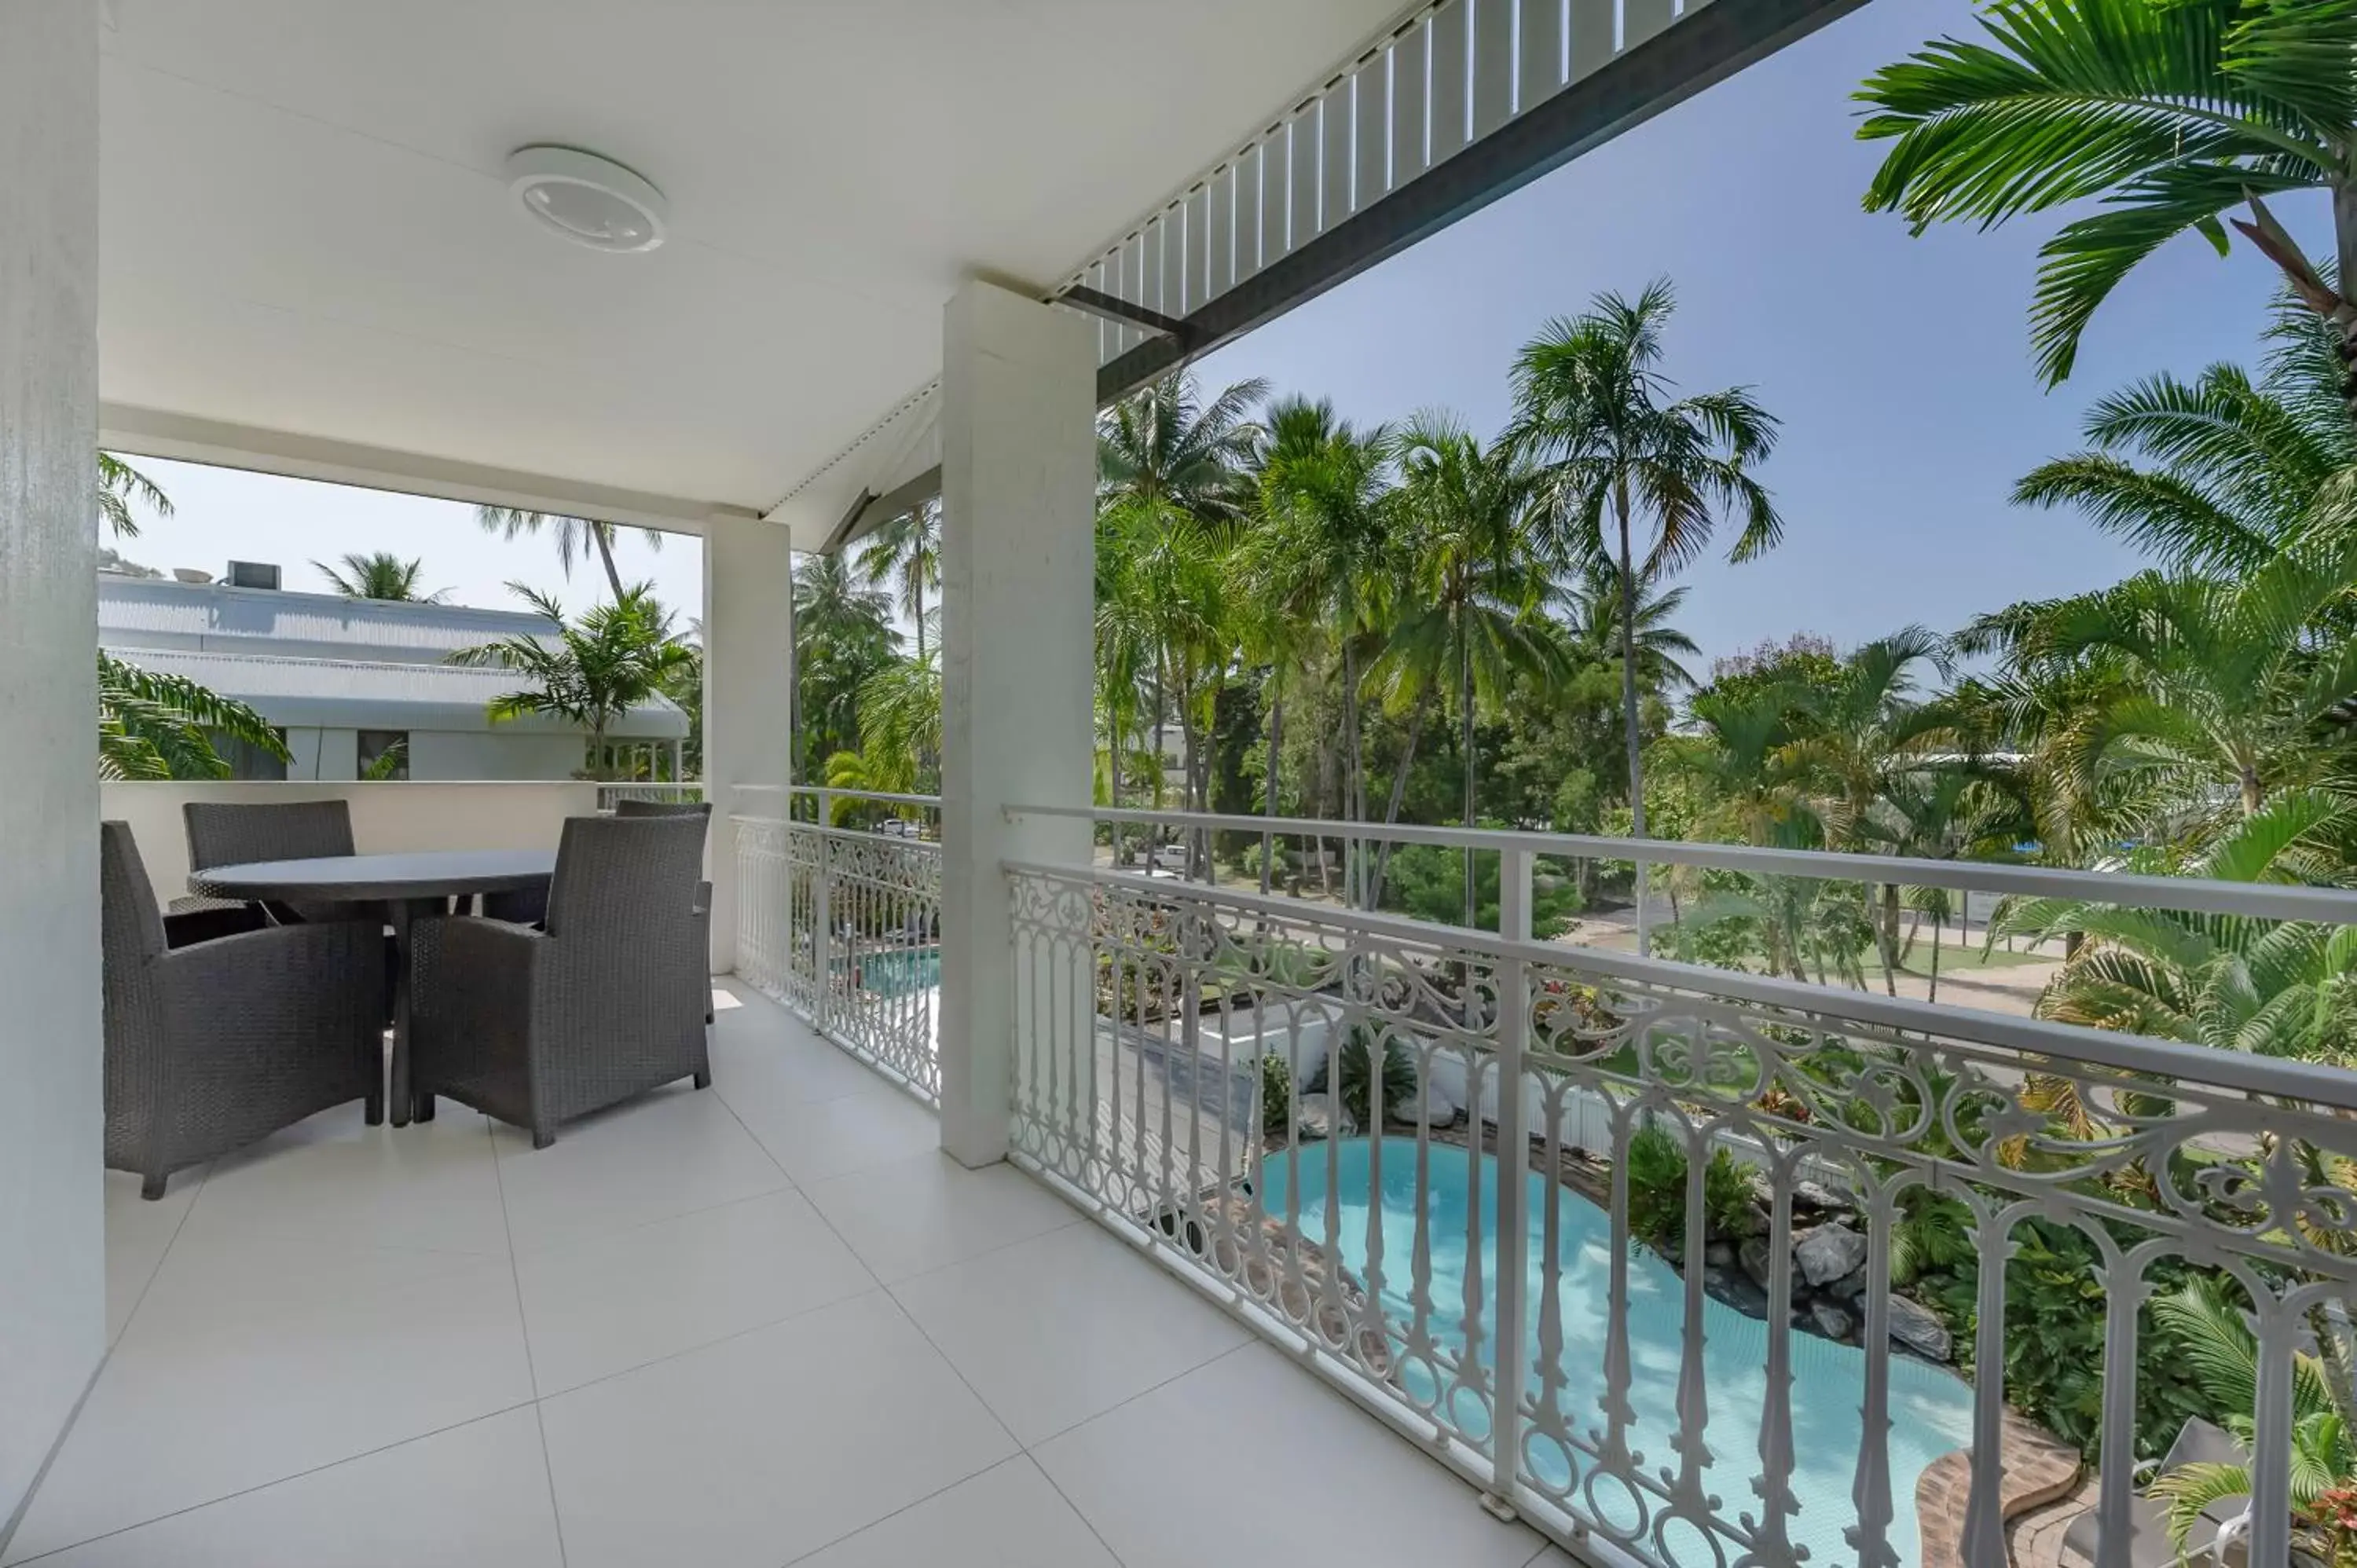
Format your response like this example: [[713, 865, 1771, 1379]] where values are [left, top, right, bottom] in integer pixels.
[[182, 799, 368, 925], [102, 822, 387, 1200], [409, 814, 710, 1147]]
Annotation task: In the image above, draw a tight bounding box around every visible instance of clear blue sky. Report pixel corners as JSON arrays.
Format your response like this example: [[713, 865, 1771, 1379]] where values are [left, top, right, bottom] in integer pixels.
[[1200, 0, 2308, 672], [123, 0, 2310, 667]]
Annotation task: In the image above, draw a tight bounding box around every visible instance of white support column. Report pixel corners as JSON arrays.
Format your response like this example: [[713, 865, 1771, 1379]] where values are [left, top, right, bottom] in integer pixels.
[[937, 279, 1095, 1167], [702, 514, 796, 975], [0, 0, 104, 1530]]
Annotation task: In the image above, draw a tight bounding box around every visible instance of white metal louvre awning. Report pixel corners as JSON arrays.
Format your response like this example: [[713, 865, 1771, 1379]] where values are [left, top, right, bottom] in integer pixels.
[[103, 645, 689, 740]]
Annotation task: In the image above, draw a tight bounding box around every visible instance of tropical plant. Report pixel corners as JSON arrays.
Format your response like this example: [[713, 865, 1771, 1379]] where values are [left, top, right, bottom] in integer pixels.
[[1556, 555, 1701, 696], [1621, 1124, 1760, 1255], [1508, 278, 1782, 849], [1857, 0, 2357, 420], [1367, 415, 1560, 916], [1303, 1028, 1417, 1130], [854, 500, 942, 660], [1259, 1052, 1295, 1138], [312, 551, 449, 603], [1244, 397, 1398, 904], [447, 582, 695, 779], [2146, 1274, 2357, 1560], [1995, 789, 2357, 1061], [97, 452, 172, 540], [2012, 296, 2355, 575], [97, 650, 288, 780], [851, 647, 942, 795], [475, 505, 662, 600], [794, 552, 901, 779]]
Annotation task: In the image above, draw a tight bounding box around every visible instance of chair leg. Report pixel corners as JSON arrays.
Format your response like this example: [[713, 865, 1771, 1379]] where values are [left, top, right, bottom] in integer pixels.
[[414, 1093, 435, 1122], [531, 1127, 555, 1150], [693, 1068, 712, 1090], [141, 1171, 168, 1201], [364, 1084, 384, 1126]]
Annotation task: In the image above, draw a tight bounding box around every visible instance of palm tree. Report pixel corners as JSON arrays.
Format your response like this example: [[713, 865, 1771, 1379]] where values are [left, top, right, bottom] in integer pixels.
[[1097, 372, 1269, 540], [1244, 397, 1397, 904], [1961, 536, 2357, 841], [97, 452, 172, 540], [2147, 1274, 2357, 1563], [475, 506, 662, 601], [313, 551, 449, 603], [1857, 0, 2357, 421], [1508, 278, 1782, 848], [794, 553, 901, 781], [1368, 415, 1560, 918], [97, 650, 288, 780], [1775, 627, 1955, 991], [851, 647, 943, 794], [2012, 297, 2355, 574], [854, 500, 942, 660], [1994, 789, 2357, 1059], [1556, 555, 1701, 697], [448, 583, 695, 779]]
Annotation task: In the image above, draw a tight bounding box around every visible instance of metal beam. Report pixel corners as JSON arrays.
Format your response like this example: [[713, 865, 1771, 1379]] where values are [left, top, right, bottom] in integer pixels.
[[1094, 0, 1865, 403], [825, 463, 944, 553], [1053, 284, 1196, 346]]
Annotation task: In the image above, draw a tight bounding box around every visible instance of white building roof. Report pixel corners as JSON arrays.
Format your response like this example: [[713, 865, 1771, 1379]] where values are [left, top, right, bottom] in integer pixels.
[[104, 646, 688, 741], [98, 576, 688, 739]]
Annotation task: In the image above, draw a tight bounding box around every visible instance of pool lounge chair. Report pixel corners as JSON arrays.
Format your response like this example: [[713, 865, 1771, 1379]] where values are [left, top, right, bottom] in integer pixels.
[[2061, 1417, 2253, 1566]]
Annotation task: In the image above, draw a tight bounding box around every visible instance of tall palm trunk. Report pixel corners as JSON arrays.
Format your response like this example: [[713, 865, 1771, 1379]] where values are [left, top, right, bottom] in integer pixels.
[[913, 580, 926, 662], [1342, 639, 1365, 907], [592, 525, 625, 602], [1260, 684, 1282, 896], [1927, 911, 1942, 1006], [1615, 482, 1644, 838], [1878, 883, 1902, 998], [1365, 696, 1429, 910], [1460, 632, 1478, 932]]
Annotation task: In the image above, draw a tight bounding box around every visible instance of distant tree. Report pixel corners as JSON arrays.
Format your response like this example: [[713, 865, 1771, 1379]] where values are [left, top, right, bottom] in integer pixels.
[[854, 500, 942, 661], [97, 452, 172, 540], [475, 506, 663, 601], [313, 551, 449, 603], [448, 583, 695, 779]]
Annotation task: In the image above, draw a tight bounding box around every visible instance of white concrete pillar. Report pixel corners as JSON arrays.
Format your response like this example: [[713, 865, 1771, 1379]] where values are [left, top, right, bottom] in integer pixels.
[[0, 0, 104, 1530], [702, 515, 796, 973], [937, 279, 1095, 1167]]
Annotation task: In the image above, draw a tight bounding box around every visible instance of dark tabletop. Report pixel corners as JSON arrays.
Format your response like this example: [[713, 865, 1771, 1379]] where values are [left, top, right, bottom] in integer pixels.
[[188, 849, 557, 903]]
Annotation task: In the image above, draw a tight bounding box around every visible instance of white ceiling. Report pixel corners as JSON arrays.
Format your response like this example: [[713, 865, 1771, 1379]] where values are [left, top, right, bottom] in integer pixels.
[[97, 1, 1403, 537]]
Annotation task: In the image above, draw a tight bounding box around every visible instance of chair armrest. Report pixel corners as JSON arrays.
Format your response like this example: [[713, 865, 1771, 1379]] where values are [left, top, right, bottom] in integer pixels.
[[158, 920, 386, 1037], [693, 880, 712, 918], [163, 903, 269, 949]]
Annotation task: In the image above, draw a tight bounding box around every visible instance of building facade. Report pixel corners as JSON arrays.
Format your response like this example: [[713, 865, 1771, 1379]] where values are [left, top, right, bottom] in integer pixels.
[[97, 567, 689, 781]]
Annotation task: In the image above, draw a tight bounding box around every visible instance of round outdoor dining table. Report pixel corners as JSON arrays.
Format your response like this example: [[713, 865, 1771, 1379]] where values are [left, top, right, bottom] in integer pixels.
[[186, 849, 556, 1127]]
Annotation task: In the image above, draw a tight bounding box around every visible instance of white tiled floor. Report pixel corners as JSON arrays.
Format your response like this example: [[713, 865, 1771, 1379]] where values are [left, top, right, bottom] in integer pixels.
[[7, 983, 1556, 1568]]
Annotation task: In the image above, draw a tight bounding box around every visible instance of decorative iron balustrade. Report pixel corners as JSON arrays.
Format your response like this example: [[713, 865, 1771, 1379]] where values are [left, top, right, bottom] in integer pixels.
[[1004, 853, 2357, 1568], [731, 810, 943, 1105]]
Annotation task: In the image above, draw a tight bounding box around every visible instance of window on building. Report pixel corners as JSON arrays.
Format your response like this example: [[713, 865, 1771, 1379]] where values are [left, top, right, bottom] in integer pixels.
[[357, 730, 410, 781], [214, 730, 288, 782]]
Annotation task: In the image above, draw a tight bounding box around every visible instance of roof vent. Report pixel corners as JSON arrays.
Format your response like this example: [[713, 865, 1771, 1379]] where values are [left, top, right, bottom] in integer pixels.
[[225, 561, 280, 591]]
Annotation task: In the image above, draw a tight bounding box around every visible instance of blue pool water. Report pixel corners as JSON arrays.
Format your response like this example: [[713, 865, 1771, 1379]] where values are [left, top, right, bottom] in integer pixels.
[[1259, 1138, 1974, 1566], [847, 946, 940, 998]]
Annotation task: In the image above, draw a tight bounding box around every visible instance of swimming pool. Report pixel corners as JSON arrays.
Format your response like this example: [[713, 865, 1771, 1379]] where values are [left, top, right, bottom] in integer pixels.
[[846, 945, 940, 998], [1259, 1138, 1974, 1566]]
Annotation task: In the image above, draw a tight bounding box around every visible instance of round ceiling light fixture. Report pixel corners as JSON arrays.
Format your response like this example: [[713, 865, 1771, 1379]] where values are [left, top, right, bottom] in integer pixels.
[[504, 145, 668, 254]]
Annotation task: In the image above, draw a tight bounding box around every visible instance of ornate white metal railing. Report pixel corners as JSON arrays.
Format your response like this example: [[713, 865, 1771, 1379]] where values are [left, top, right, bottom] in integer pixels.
[[1003, 843, 2357, 1568], [731, 798, 943, 1104], [595, 782, 706, 811]]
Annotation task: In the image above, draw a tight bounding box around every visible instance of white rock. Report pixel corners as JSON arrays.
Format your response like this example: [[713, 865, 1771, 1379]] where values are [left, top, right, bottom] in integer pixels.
[[1887, 1295, 1953, 1362]]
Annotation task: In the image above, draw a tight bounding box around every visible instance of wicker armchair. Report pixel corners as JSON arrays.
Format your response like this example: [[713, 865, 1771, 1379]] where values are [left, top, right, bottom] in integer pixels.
[[481, 799, 712, 1020], [409, 814, 710, 1147], [182, 799, 368, 925], [616, 799, 714, 1021], [102, 822, 387, 1200]]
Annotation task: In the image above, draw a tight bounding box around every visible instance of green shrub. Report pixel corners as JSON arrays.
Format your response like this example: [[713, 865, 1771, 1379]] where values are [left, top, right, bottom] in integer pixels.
[[1303, 1029, 1417, 1129], [1623, 1124, 1760, 1251], [1258, 1052, 1294, 1137]]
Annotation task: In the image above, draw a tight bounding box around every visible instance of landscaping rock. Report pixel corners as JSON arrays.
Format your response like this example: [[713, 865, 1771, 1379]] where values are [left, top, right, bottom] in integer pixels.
[[1705, 1241, 1736, 1271], [1809, 1300, 1854, 1343], [1705, 1267, 1772, 1324], [1394, 1083, 1462, 1128], [1794, 1222, 1868, 1288], [1828, 1265, 1870, 1305], [1887, 1294, 1953, 1362], [1739, 1236, 1777, 1295], [1794, 1178, 1853, 1213], [1295, 1094, 1354, 1141]]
